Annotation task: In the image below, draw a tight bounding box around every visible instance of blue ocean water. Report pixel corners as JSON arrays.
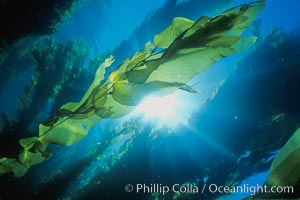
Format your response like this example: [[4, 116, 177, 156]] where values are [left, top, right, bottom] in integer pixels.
[[0, 0, 300, 199]]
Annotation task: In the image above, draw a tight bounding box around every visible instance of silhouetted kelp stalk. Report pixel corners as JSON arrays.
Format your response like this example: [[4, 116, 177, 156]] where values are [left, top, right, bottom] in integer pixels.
[[0, 0, 265, 178], [66, 123, 140, 195], [0, 0, 82, 48], [0, 37, 109, 158], [25, 37, 92, 110]]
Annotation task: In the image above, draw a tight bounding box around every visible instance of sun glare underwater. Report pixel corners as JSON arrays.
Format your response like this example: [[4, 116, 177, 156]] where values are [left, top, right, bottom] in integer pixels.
[[0, 0, 300, 199]]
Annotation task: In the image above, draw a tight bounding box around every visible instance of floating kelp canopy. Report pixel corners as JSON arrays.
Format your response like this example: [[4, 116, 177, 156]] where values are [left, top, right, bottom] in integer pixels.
[[0, 0, 265, 177]]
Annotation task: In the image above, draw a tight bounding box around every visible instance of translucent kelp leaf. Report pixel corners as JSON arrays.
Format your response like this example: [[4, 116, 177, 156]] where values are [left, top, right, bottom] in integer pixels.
[[229, 0, 266, 36], [18, 150, 45, 168], [267, 128, 300, 186], [38, 114, 101, 147], [183, 16, 210, 39], [58, 55, 114, 114], [125, 42, 156, 72], [0, 157, 27, 177], [112, 81, 184, 106], [19, 137, 38, 149], [154, 17, 194, 48], [95, 94, 134, 118]]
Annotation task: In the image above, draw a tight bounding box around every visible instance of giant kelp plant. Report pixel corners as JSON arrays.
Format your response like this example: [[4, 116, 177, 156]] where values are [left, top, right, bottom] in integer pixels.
[[0, 0, 265, 176]]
